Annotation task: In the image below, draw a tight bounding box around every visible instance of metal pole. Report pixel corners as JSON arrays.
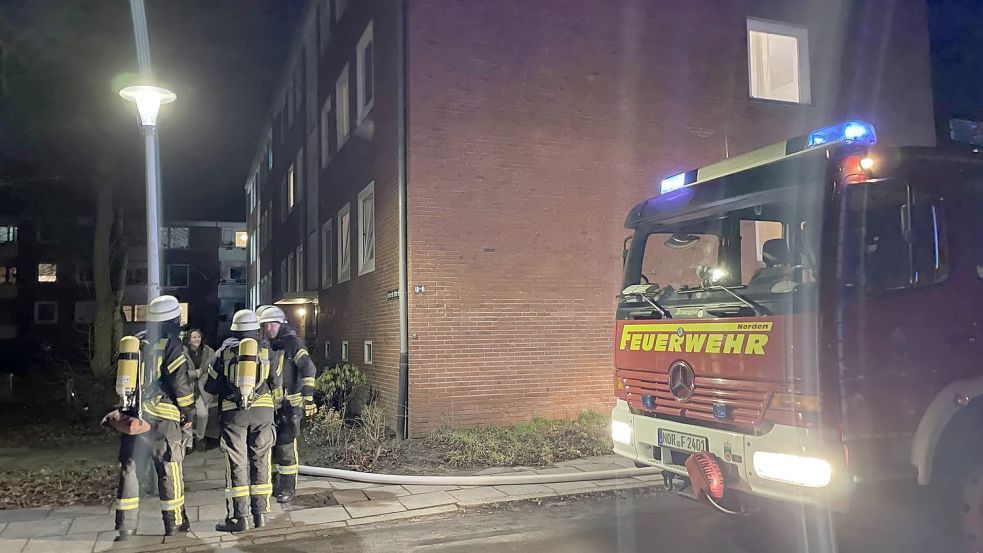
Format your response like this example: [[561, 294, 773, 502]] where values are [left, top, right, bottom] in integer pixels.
[[144, 125, 162, 302], [395, 0, 410, 440]]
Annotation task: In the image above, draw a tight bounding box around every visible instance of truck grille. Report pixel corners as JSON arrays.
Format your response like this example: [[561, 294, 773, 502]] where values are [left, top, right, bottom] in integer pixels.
[[619, 369, 784, 428]]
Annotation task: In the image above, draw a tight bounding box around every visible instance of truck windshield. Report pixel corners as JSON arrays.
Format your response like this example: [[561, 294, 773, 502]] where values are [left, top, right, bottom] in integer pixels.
[[627, 192, 823, 316]]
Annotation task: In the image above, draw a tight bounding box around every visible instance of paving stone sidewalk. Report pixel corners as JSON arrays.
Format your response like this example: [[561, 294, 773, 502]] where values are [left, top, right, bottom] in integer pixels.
[[0, 449, 661, 553]]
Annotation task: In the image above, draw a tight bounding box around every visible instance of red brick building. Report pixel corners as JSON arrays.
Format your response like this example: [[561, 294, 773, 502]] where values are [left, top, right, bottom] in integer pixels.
[[245, 0, 935, 435]]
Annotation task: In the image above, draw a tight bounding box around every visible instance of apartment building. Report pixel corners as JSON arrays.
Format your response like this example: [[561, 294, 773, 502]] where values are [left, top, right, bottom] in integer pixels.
[[245, 0, 935, 435]]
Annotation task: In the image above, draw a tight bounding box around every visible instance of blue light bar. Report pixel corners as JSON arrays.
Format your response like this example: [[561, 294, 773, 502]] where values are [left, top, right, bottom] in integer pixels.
[[807, 121, 877, 148], [660, 172, 687, 194]]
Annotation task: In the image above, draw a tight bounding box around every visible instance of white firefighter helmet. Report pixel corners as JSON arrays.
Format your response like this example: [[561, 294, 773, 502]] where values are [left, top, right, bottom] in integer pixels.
[[255, 305, 272, 319], [148, 295, 182, 322], [231, 309, 260, 332], [258, 306, 286, 325]]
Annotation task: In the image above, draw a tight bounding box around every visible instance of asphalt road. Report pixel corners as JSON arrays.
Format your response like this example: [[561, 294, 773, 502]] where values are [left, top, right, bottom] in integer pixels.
[[233, 489, 966, 553]]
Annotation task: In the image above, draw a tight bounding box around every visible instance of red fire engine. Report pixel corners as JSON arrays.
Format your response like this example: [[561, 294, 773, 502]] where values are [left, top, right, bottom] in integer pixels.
[[611, 121, 983, 543]]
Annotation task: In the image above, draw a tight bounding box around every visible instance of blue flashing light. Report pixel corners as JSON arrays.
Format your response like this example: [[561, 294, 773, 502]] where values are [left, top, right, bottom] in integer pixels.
[[660, 172, 688, 194], [807, 121, 877, 148]]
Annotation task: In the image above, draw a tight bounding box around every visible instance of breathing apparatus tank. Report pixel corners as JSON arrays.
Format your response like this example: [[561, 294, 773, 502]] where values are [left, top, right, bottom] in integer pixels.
[[236, 337, 259, 408], [116, 336, 141, 412]]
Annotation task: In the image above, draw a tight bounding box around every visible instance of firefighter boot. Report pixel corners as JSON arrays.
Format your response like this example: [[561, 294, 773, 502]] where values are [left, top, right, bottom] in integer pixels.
[[215, 517, 248, 533], [253, 513, 267, 529], [163, 510, 191, 536], [114, 530, 134, 542]]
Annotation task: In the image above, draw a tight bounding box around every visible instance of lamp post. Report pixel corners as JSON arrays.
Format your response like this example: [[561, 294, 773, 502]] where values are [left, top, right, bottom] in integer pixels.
[[119, 85, 176, 302]]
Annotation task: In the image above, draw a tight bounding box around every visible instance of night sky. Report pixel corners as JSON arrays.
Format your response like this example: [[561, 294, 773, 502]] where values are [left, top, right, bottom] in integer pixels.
[[1, 1, 980, 225]]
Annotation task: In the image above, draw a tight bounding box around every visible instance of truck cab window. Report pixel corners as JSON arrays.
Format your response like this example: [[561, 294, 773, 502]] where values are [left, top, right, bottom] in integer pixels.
[[841, 181, 947, 293]]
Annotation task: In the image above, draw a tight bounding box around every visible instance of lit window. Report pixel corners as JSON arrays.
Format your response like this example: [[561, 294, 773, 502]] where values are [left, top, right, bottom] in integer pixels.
[[133, 304, 148, 322], [341, 340, 349, 361], [321, 219, 333, 289], [747, 18, 810, 104], [37, 263, 57, 283], [363, 341, 373, 365], [338, 203, 351, 283], [320, 96, 333, 167], [34, 301, 58, 324], [0, 226, 17, 244], [287, 164, 296, 210], [166, 264, 189, 288], [358, 182, 375, 276], [235, 231, 248, 249], [336, 65, 351, 149], [356, 21, 374, 122], [0, 266, 16, 285], [179, 302, 189, 326]]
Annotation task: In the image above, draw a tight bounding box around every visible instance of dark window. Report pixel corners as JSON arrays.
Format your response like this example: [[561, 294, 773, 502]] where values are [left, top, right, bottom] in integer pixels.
[[166, 264, 190, 288], [0, 266, 16, 284], [841, 181, 947, 293], [0, 226, 17, 244]]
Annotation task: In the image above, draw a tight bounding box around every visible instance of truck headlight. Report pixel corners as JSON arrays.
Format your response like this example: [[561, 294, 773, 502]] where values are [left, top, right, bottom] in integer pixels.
[[611, 420, 632, 445], [752, 451, 832, 488]]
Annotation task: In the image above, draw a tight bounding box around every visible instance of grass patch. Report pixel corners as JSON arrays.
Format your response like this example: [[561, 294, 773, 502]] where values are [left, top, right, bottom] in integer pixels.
[[0, 462, 116, 509], [424, 410, 611, 468]]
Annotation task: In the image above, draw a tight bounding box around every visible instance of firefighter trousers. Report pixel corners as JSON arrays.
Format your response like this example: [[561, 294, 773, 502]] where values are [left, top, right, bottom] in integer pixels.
[[219, 407, 275, 519], [272, 407, 302, 495], [114, 418, 187, 531]]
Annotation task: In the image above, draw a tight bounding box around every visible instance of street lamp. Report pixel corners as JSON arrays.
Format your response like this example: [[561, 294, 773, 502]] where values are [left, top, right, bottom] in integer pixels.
[[119, 84, 176, 302]]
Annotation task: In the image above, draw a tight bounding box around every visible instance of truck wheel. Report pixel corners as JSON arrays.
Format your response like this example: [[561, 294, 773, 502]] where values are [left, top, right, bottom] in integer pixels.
[[961, 464, 983, 552]]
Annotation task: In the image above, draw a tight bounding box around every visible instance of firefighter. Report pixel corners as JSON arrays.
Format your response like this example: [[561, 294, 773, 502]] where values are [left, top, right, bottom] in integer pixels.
[[112, 295, 195, 541], [205, 309, 279, 532], [259, 306, 316, 503]]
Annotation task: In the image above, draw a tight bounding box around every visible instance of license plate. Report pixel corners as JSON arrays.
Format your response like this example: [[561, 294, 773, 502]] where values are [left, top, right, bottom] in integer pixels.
[[658, 429, 708, 454]]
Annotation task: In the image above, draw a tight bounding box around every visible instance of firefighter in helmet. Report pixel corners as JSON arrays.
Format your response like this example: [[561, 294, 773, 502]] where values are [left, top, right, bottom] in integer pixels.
[[111, 295, 195, 541], [260, 306, 316, 503], [205, 309, 279, 532]]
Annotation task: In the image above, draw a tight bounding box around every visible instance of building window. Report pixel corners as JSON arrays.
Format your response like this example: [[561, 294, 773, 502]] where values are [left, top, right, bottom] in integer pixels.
[[287, 164, 296, 211], [320, 96, 333, 168], [747, 18, 810, 104], [338, 203, 351, 283], [280, 259, 288, 295], [324, 341, 330, 358], [37, 263, 57, 283], [235, 231, 248, 249], [341, 340, 349, 361], [357, 182, 376, 275], [162, 227, 190, 249], [166, 264, 189, 288], [321, 219, 333, 288], [287, 251, 296, 293], [74, 301, 96, 324], [336, 65, 351, 150], [356, 22, 375, 122], [296, 244, 305, 292], [0, 225, 17, 244], [363, 341, 373, 365], [335, 0, 346, 21], [319, 0, 332, 52], [34, 301, 58, 324], [0, 266, 16, 284]]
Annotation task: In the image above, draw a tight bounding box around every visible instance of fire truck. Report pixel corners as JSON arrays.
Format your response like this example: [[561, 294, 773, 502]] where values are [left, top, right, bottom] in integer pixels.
[[611, 121, 983, 541]]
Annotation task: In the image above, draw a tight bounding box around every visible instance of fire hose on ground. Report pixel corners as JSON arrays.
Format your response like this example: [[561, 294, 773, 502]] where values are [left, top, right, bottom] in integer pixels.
[[297, 464, 663, 486]]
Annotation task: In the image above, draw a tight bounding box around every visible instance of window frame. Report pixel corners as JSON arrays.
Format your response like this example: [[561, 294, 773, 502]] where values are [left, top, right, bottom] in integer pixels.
[[746, 18, 811, 105], [320, 95, 333, 168], [287, 164, 296, 212], [356, 21, 375, 122], [321, 218, 334, 289], [34, 301, 58, 325], [357, 181, 376, 276], [337, 203, 352, 283], [165, 264, 190, 288], [336, 64, 351, 150], [363, 341, 373, 365], [341, 340, 349, 361], [37, 262, 58, 283]]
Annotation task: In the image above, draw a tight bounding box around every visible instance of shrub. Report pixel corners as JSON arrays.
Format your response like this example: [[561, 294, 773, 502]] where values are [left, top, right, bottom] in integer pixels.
[[302, 403, 399, 471], [314, 363, 367, 415]]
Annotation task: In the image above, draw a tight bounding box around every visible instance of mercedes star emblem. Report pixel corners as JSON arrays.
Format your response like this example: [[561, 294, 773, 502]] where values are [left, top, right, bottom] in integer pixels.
[[668, 360, 695, 402]]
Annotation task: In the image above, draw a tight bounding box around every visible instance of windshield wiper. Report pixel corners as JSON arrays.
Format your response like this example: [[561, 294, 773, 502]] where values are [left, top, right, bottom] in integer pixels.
[[619, 284, 672, 319], [709, 284, 772, 316]]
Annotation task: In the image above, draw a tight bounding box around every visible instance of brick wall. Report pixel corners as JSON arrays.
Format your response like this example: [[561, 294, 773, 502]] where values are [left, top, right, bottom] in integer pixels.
[[405, 0, 934, 434]]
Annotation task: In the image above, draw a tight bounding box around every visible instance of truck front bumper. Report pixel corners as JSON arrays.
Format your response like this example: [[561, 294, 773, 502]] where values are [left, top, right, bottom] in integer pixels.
[[611, 399, 851, 510]]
